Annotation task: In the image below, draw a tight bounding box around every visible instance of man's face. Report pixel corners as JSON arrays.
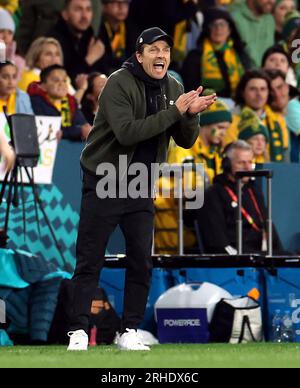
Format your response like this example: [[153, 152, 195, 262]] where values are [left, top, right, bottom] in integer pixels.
[[207, 122, 230, 145], [270, 76, 290, 111], [136, 40, 171, 80], [0, 64, 17, 97], [254, 0, 276, 14], [62, 0, 93, 32], [42, 69, 69, 100], [230, 149, 254, 183], [103, 0, 130, 23], [243, 78, 269, 111], [248, 134, 267, 157]]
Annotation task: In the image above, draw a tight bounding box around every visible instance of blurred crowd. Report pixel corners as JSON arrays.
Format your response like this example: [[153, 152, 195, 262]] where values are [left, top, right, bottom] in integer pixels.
[[1, 0, 300, 254]]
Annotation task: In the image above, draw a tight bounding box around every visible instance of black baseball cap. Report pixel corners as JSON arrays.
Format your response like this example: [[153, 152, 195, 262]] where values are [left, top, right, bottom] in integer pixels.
[[136, 27, 174, 52]]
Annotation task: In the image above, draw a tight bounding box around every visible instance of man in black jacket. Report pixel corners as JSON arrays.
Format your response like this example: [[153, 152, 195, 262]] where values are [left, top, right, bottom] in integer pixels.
[[16, 0, 102, 56], [48, 0, 107, 83], [197, 140, 282, 254], [67, 27, 216, 352]]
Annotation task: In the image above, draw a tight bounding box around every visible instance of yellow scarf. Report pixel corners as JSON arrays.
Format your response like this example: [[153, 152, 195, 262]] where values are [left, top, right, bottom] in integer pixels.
[[105, 21, 126, 59], [263, 105, 289, 162], [49, 96, 72, 127], [191, 136, 223, 185], [202, 38, 244, 96], [0, 92, 17, 115]]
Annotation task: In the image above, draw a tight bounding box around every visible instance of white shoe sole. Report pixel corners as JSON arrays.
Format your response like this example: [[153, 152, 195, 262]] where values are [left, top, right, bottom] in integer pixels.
[[117, 345, 150, 351], [67, 344, 88, 351]]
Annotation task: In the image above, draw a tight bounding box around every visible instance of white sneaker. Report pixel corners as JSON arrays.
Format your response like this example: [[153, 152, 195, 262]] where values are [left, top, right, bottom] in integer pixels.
[[116, 329, 150, 351], [67, 330, 88, 351]]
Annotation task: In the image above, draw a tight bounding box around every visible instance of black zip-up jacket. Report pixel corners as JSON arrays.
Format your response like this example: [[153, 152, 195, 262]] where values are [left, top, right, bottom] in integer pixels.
[[81, 56, 200, 176]]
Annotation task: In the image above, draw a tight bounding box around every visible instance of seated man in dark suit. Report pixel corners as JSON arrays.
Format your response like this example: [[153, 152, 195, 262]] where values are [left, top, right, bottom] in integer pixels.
[[197, 140, 282, 254]]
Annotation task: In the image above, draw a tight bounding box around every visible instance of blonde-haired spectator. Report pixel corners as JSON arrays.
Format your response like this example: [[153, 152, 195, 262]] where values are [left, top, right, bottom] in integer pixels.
[[18, 37, 64, 92]]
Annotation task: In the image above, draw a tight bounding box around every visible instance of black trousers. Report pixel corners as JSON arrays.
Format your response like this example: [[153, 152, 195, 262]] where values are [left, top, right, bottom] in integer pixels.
[[69, 173, 154, 333]]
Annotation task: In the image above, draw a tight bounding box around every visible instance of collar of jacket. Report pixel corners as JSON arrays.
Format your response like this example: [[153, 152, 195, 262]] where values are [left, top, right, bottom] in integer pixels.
[[213, 172, 255, 190]]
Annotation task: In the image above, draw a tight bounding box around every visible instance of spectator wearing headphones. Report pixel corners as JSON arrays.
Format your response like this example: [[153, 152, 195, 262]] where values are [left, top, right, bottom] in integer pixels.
[[196, 140, 282, 254]]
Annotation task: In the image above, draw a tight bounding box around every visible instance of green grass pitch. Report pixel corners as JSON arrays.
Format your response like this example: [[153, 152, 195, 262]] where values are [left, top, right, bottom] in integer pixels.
[[0, 343, 300, 368]]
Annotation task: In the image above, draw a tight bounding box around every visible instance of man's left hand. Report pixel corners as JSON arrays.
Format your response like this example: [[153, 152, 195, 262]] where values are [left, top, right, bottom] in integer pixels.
[[188, 86, 217, 115]]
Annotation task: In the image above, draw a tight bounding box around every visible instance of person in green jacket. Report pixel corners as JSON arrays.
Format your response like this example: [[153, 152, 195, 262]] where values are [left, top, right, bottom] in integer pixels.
[[16, 0, 102, 56], [67, 27, 216, 352], [229, 0, 276, 67]]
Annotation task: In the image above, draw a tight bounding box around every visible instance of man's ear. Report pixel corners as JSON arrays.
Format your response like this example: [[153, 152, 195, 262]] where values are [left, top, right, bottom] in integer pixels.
[[136, 52, 143, 64]]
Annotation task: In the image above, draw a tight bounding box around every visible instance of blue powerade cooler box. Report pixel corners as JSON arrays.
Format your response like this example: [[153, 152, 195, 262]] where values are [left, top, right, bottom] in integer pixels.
[[155, 282, 232, 343], [264, 268, 300, 342], [172, 268, 264, 301]]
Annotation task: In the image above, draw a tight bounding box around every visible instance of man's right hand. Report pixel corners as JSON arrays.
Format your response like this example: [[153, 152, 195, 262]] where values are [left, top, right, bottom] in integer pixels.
[[85, 37, 105, 66], [175, 91, 199, 115]]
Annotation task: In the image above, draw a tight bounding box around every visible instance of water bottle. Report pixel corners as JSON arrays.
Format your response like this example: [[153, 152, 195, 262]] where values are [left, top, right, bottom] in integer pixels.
[[281, 311, 295, 343], [271, 309, 282, 343]]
